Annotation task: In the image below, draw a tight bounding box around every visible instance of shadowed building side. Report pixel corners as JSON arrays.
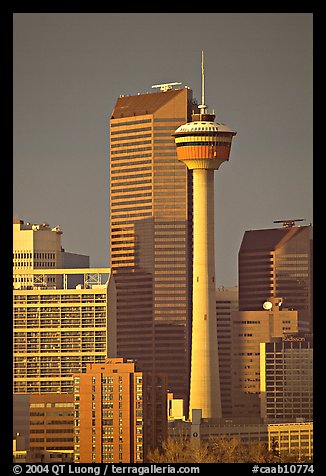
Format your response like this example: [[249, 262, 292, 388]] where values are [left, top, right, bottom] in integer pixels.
[[238, 224, 313, 330]]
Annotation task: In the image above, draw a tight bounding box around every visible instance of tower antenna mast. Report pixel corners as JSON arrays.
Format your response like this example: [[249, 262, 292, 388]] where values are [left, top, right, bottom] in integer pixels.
[[199, 50, 207, 115]]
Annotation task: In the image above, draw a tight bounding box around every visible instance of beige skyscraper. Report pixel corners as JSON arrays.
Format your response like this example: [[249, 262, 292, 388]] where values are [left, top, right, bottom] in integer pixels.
[[13, 218, 89, 289], [13, 218, 63, 289]]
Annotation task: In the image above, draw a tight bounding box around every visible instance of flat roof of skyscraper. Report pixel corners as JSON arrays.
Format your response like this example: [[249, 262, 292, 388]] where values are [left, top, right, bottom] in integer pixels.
[[240, 225, 312, 251], [111, 88, 186, 119]]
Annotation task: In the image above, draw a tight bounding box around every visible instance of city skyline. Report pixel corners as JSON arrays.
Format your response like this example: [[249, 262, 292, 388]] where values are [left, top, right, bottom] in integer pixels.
[[13, 13, 313, 287]]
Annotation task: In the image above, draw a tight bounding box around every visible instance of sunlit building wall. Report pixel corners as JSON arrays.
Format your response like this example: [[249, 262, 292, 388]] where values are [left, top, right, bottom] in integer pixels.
[[267, 421, 313, 460], [13, 268, 116, 394], [73, 358, 167, 463], [13, 218, 63, 289], [13, 218, 89, 290]]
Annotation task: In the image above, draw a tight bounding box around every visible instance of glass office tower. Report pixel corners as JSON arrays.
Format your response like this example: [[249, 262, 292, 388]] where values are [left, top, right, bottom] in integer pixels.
[[109, 87, 196, 404], [238, 224, 313, 330], [260, 333, 313, 421]]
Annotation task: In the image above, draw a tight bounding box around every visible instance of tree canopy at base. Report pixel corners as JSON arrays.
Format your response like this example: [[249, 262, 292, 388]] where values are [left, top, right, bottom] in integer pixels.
[[147, 436, 310, 463]]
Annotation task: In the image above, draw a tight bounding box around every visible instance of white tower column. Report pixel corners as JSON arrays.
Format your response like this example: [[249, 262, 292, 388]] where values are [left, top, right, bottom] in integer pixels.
[[173, 52, 236, 421], [189, 169, 222, 420]]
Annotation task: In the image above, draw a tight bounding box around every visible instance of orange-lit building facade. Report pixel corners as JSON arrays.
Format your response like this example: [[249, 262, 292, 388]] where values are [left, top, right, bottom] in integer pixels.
[[73, 358, 167, 463], [13, 269, 116, 394], [109, 87, 196, 405]]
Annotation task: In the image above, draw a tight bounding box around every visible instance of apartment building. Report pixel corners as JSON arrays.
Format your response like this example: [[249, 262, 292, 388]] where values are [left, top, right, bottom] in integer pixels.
[[13, 268, 116, 394], [73, 358, 167, 463]]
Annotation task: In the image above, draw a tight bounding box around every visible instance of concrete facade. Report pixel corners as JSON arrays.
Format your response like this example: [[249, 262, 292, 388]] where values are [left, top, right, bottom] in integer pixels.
[[13, 218, 89, 290], [13, 218, 63, 289], [13, 268, 116, 394]]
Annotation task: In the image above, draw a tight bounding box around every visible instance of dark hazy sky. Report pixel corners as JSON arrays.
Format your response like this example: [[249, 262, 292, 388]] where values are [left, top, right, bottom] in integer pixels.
[[13, 13, 313, 286]]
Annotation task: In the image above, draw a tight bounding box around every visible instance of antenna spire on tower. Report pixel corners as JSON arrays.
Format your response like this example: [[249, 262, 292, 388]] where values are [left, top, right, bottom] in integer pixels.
[[202, 50, 205, 107], [199, 50, 207, 115]]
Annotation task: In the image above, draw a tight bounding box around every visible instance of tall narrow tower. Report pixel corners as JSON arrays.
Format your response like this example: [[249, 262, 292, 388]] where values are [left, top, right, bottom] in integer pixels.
[[173, 52, 236, 420]]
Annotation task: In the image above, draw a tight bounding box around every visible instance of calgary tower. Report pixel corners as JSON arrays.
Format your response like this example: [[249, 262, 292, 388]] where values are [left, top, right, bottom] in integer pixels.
[[173, 52, 237, 420]]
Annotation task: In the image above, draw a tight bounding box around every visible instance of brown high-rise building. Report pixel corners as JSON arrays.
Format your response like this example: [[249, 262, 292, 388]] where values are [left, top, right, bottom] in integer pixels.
[[73, 358, 167, 463], [238, 223, 313, 329], [230, 222, 313, 419], [109, 86, 196, 404]]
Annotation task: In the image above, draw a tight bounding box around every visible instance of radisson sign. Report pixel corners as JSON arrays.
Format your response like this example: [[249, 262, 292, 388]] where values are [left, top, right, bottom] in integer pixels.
[[282, 335, 306, 342]]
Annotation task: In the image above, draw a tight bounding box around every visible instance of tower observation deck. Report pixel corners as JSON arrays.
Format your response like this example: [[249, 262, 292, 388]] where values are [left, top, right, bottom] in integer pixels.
[[173, 52, 236, 420]]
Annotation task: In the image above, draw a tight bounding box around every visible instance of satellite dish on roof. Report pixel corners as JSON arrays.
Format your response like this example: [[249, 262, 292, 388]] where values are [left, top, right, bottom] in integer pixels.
[[263, 301, 273, 311]]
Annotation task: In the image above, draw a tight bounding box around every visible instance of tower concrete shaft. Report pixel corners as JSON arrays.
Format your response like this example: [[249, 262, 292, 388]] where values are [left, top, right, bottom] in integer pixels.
[[190, 168, 221, 419]]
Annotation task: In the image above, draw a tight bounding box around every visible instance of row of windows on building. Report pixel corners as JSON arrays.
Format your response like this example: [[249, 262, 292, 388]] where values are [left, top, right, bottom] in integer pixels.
[[13, 252, 57, 259], [14, 309, 107, 317], [111, 133, 178, 145], [111, 159, 152, 169], [112, 241, 187, 250], [112, 188, 152, 198], [14, 262, 57, 268], [14, 294, 107, 302]]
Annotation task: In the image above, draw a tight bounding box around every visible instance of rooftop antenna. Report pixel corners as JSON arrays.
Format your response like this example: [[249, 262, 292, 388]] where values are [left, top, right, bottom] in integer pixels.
[[152, 82, 182, 92], [198, 50, 207, 115], [273, 219, 306, 228]]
